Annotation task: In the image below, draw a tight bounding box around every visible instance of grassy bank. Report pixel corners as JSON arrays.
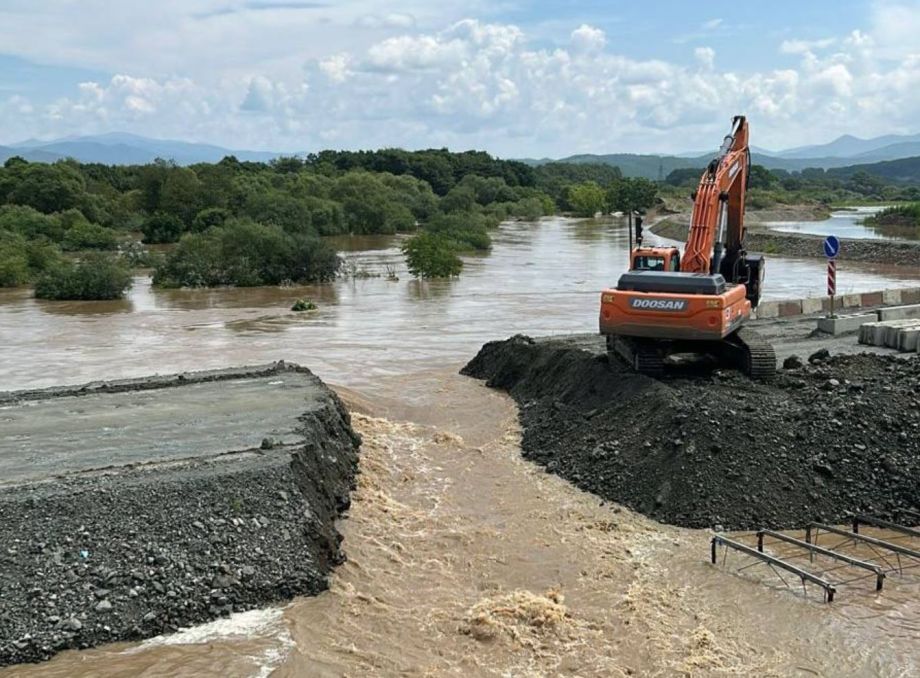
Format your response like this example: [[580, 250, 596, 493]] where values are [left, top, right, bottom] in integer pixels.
[[863, 203, 920, 239]]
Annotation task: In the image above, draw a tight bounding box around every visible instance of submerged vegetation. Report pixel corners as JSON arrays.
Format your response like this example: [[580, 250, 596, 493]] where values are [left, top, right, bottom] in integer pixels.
[[402, 232, 463, 279], [34, 253, 132, 301]]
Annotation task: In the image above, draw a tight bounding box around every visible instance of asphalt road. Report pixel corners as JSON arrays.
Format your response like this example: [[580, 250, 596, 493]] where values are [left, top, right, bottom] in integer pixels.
[[0, 372, 325, 485]]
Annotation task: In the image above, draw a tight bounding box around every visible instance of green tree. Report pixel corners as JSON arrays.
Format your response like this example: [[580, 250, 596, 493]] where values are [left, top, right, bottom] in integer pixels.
[[192, 207, 232, 232], [607, 177, 658, 214], [568, 181, 607, 217], [158, 167, 204, 225], [0, 234, 30, 287], [7, 163, 86, 214], [425, 213, 492, 251], [439, 184, 477, 213], [0, 205, 64, 241], [34, 253, 133, 300], [62, 219, 118, 251], [748, 164, 777, 190], [402, 232, 462, 278], [152, 219, 340, 288], [142, 212, 185, 244]]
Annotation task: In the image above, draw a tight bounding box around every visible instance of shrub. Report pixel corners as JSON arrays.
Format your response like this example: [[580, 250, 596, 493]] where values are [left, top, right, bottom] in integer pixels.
[[0, 232, 64, 287], [24, 238, 65, 275], [192, 207, 232, 232], [425, 213, 492, 251], [303, 197, 346, 236], [34, 253, 133, 300], [142, 212, 185, 244], [863, 202, 920, 238], [153, 219, 340, 288], [0, 204, 64, 241], [402, 232, 463, 279], [0, 243, 30, 287], [291, 298, 317, 311], [62, 220, 118, 250], [509, 197, 545, 221]]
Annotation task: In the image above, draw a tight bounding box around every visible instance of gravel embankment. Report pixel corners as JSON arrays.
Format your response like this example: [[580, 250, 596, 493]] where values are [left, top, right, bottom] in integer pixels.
[[462, 335, 919, 530], [0, 363, 361, 667], [651, 217, 920, 267]]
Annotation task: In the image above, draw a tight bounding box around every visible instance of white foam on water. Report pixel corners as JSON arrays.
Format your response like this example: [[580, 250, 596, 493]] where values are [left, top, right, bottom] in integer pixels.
[[120, 605, 297, 677], [130, 605, 287, 649]]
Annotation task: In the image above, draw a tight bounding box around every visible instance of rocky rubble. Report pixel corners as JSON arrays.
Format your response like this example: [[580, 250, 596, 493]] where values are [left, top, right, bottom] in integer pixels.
[[462, 335, 919, 530], [0, 365, 361, 667]]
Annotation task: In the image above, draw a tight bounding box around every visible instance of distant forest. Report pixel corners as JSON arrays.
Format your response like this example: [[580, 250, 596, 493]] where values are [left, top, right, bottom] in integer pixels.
[[0, 149, 636, 292], [1, 146, 918, 297]]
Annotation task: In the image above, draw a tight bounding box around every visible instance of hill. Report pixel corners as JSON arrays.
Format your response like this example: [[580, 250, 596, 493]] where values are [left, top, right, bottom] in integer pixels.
[[540, 151, 870, 178], [0, 145, 65, 164], [5, 133, 281, 165], [826, 155, 920, 183], [777, 133, 920, 159]]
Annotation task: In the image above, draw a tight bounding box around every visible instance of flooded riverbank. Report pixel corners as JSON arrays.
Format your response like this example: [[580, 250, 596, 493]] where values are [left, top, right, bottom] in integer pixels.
[[2, 217, 919, 393], [767, 205, 918, 241]]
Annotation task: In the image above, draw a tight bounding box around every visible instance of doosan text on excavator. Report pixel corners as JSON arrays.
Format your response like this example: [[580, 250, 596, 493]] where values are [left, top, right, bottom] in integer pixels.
[[599, 115, 776, 378]]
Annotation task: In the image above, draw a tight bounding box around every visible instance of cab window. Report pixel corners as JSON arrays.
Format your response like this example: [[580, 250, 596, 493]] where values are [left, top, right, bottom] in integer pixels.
[[634, 256, 665, 271], [669, 254, 680, 271]]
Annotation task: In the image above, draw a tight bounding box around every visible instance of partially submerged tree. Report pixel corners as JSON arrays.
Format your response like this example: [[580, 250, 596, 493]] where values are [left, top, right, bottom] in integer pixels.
[[568, 181, 607, 217], [402, 232, 462, 279], [34, 252, 133, 300]]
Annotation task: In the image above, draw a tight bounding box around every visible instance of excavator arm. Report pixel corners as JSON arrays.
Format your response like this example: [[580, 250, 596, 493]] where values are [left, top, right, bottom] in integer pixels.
[[681, 115, 750, 276]]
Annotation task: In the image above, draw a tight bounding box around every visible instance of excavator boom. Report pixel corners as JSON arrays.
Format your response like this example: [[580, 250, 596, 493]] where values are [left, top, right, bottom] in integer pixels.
[[598, 115, 774, 378]]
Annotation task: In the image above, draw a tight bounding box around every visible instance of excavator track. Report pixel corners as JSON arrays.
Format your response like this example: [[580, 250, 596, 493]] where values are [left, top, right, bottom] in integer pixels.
[[634, 343, 665, 378], [732, 327, 776, 379], [605, 327, 775, 380], [607, 335, 664, 378]]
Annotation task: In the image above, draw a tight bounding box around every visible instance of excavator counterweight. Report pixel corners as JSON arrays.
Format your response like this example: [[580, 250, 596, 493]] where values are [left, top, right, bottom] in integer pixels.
[[599, 115, 775, 378]]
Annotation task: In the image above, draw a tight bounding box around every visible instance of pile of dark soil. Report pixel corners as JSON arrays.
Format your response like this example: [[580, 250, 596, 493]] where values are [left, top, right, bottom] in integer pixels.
[[462, 335, 919, 530], [0, 364, 360, 666]]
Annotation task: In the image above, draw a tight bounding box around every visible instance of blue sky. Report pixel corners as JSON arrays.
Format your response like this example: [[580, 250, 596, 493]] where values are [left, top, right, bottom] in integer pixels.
[[0, 1, 917, 155]]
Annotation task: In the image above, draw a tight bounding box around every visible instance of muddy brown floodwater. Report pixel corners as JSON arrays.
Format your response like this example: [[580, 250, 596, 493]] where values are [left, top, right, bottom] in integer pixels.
[[2, 217, 919, 677]]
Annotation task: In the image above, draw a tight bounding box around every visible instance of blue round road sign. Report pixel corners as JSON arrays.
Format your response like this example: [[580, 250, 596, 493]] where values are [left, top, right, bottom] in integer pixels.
[[823, 235, 840, 258]]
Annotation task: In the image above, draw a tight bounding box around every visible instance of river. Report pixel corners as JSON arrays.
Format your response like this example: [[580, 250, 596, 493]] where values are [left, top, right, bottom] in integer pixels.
[[2, 216, 919, 677], [767, 205, 918, 241], [2, 216, 919, 393]]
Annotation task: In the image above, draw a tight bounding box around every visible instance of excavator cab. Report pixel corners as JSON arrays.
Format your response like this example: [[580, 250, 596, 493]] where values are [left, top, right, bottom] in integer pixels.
[[631, 247, 680, 272]]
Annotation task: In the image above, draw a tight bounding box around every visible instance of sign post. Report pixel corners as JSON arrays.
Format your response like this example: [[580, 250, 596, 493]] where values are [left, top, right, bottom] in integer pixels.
[[823, 235, 840, 318]]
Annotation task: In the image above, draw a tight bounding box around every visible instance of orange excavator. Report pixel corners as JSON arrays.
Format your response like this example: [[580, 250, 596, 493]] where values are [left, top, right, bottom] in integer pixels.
[[599, 115, 775, 378]]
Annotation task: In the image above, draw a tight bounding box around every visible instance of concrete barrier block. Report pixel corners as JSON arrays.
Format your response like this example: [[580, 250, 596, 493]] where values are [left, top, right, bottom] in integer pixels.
[[883, 289, 903, 305], [858, 322, 880, 345], [901, 288, 920, 305], [818, 312, 879, 335], [861, 291, 884, 307], [778, 300, 803, 317], [842, 294, 861, 308], [870, 324, 889, 346], [801, 297, 823, 314], [878, 304, 920, 321], [884, 325, 905, 348], [756, 302, 779, 319], [898, 327, 920, 352]]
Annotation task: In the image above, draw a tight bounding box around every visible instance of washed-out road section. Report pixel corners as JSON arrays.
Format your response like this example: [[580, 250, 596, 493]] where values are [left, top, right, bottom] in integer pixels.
[[0, 363, 361, 667]]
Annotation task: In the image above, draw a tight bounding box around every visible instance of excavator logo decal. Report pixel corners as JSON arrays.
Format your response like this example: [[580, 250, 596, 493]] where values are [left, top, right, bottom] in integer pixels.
[[629, 298, 688, 311]]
